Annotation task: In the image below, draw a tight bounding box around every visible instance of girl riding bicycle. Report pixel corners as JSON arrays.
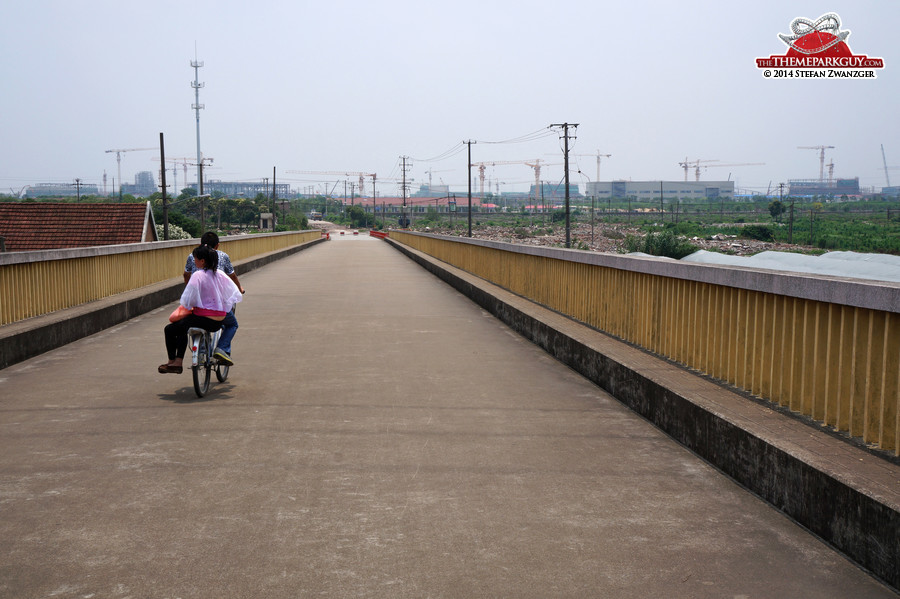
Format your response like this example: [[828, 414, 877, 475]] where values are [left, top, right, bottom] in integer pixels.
[[159, 244, 243, 374]]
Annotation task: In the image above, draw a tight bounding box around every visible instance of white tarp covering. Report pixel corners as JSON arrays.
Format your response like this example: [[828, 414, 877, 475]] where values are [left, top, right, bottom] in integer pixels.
[[679, 250, 900, 283]]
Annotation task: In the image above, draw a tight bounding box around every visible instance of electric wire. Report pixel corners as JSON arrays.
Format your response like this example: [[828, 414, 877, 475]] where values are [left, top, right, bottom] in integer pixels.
[[477, 127, 557, 145]]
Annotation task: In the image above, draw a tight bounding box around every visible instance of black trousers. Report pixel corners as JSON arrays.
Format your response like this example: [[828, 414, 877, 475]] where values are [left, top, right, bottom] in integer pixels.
[[164, 314, 223, 360]]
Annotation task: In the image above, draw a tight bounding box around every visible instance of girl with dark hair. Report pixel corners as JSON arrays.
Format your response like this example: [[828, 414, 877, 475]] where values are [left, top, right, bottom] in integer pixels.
[[159, 244, 242, 374], [192, 243, 219, 272]]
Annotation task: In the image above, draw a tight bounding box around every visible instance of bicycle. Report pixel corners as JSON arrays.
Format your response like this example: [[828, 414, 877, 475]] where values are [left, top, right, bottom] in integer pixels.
[[187, 327, 230, 397]]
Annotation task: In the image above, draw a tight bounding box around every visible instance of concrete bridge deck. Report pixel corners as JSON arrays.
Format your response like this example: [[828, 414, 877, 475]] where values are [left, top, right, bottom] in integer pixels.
[[0, 234, 897, 598]]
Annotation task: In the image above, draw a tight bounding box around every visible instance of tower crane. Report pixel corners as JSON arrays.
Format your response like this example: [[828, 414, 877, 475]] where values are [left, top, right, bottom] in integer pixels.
[[471, 160, 527, 196], [881, 144, 900, 188], [797, 145, 834, 182], [424, 168, 453, 187], [471, 159, 560, 196], [152, 156, 206, 195], [678, 158, 719, 181], [105, 147, 156, 199], [285, 170, 376, 196], [700, 162, 766, 181], [574, 152, 612, 181]]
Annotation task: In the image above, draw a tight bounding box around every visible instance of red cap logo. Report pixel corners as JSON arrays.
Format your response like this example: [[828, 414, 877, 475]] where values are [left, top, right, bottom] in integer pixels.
[[757, 13, 884, 78]]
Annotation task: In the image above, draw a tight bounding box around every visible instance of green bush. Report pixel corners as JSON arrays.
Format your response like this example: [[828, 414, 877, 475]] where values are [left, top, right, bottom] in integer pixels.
[[622, 231, 698, 259], [740, 225, 774, 242]]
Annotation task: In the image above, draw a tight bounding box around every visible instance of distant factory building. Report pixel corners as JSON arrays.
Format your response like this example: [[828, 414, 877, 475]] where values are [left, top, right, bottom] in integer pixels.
[[788, 178, 860, 197], [530, 183, 583, 199], [584, 180, 734, 201], [24, 183, 100, 198], [120, 171, 157, 197], [202, 180, 291, 198], [412, 184, 450, 197]]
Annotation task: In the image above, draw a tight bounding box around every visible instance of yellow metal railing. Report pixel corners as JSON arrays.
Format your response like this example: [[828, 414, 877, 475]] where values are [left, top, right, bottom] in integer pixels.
[[391, 231, 900, 455], [0, 231, 320, 327]]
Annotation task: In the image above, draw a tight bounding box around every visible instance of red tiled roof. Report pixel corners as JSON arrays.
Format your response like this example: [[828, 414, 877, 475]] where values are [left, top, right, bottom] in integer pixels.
[[0, 202, 157, 252]]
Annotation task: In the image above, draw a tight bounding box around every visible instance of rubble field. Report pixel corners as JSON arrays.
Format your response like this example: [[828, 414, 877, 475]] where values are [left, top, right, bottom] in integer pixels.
[[415, 222, 807, 257]]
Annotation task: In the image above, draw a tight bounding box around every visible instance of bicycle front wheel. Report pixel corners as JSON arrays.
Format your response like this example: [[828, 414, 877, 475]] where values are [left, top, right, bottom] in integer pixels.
[[192, 338, 212, 397]]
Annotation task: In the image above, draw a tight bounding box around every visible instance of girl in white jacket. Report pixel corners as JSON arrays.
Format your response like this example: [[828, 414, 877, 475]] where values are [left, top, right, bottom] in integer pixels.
[[159, 244, 243, 374]]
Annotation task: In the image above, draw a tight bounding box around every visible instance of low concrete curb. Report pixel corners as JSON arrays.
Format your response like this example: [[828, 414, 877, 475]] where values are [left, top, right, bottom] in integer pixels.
[[0, 237, 326, 370], [386, 237, 900, 592]]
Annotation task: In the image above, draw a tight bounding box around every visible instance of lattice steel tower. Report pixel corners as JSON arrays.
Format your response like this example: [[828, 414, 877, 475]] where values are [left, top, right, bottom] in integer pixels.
[[191, 54, 205, 192]]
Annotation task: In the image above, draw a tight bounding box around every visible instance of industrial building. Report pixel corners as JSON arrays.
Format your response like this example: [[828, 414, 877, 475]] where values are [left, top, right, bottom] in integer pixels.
[[24, 182, 100, 198], [120, 171, 157, 197], [788, 178, 860, 197], [584, 180, 734, 201], [203, 180, 291, 198]]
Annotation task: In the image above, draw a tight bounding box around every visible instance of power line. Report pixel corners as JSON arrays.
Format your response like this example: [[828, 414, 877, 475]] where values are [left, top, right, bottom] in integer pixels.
[[477, 127, 557, 145], [411, 142, 466, 163]]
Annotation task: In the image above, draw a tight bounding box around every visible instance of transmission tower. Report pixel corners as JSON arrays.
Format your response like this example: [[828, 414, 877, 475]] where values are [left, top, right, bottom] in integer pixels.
[[191, 52, 205, 193]]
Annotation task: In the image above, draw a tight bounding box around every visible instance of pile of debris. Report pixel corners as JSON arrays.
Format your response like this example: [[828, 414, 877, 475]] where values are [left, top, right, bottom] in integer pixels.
[[686, 233, 804, 256], [416, 224, 808, 257]]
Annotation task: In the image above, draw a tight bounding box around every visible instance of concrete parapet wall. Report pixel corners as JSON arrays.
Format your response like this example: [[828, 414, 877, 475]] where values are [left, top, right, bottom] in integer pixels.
[[386, 236, 900, 591], [0, 231, 321, 327], [0, 236, 325, 369], [390, 231, 900, 457]]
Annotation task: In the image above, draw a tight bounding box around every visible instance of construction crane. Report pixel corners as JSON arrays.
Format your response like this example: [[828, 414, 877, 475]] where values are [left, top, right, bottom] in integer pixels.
[[678, 158, 719, 181], [700, 162, 766, 181], [105, 147, 156, 199], [881, 144, 900, 188], [471, 159, 560, 196], [424, 168, 453, 187], [797, 145, 834, 182], [574, 152, 612, 181], [285, 170, 376, 196], [152, 156, 206, 195]]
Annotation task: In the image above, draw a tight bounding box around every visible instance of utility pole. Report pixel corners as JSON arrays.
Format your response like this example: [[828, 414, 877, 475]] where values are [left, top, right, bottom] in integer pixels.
[[371, 174, 377, 229], [159, 132, 169, 240], [810, 208, 814, 245], [272, 167, 277, 230], [464, 140, 475, 237], [200, 160, 206, 232], [73, 179, 84, 202], [550, 123, 578, 248], [400, 156, 411, 228], [780, 183, 795, 244], [660, 181, 664, 221]]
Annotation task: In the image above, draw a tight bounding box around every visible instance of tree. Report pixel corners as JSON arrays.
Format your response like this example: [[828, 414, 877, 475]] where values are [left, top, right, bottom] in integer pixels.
[[345, 204, 367, 228], [768, 200, 785, 222]]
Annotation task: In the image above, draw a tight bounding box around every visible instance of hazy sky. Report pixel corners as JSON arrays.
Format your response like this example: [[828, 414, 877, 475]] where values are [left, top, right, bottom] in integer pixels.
[[1, 0, 897, 198]]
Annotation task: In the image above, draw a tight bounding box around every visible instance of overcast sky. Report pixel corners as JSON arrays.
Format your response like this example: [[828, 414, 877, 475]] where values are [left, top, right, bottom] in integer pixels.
[[1, 0, 896, 198]]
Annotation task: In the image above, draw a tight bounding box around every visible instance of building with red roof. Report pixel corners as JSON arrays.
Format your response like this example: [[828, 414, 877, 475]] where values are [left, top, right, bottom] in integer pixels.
[[0, 201, 158, 252]]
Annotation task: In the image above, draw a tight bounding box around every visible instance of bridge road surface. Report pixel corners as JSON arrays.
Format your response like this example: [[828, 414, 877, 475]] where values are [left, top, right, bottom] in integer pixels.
[[0, 234, 895, 599]]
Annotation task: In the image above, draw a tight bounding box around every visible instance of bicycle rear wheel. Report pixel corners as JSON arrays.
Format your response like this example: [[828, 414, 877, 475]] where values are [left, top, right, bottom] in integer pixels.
[[192, 336, 212, 397]]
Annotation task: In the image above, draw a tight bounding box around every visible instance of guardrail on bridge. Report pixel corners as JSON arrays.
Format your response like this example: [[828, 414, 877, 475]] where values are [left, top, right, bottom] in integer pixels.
[[0, 230, 321, 327], [388, 230, 900, 456]]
